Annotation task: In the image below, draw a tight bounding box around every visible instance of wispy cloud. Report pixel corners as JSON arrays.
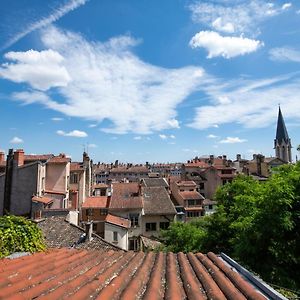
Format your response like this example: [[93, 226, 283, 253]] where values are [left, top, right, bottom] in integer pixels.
[[1, 0, 88, 50], [269, 47, 300, 62], [190, 31, 263, 59], [133, 136, 142, 140], [207, 134, 218, 139], [220, 137, 247, 144], [7, 26, 204, 134], [51, 117, 64, 121], [10, 136, 24, 144], [57, 129, 87, 137], [159, 134, 168, 140], [189, 1, 283, 36], [189, 72, 300, 130]]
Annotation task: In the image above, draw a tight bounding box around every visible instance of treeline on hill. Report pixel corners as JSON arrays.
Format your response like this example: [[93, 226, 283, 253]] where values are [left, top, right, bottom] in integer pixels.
[[162, 162, 300, 291]]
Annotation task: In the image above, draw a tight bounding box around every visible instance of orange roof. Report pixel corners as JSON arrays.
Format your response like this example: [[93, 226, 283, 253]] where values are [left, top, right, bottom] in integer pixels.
[[0, 248, 269, 300], [47, 156, 70, 164], [105, 214, 131, 228], [179, 191, 204, 200], [176, 181, 196, 187], [32, 196, 53, 204], [82, 197, 108, 208], [110, 183, 143, 209], [24, 154, 53, 161], [184, 161, 209, 168], [70, 162, 84, 171]]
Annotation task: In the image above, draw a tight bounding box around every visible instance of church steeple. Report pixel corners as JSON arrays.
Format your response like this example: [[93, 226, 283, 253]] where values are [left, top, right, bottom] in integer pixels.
[[274, 106, 292, 162]]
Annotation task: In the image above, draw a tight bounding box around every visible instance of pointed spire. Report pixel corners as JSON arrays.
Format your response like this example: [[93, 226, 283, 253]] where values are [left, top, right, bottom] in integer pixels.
[[276, 106, 289, 145]]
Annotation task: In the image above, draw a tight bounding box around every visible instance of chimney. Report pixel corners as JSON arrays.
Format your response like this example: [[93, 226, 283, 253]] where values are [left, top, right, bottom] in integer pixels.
[[209, 155, 214, 165], [253, 154, 257, 160], [14, 149, 24, 166], [0, 151, 4, 163], [236, 154, 241, 161], [85, 221, 93, 241]]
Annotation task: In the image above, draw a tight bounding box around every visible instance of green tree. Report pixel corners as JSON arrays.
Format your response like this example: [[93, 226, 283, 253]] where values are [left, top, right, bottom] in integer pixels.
[[0, 215, 46, 258]]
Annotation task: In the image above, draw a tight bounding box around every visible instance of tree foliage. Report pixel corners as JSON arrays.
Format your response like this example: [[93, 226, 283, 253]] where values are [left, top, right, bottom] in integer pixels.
[[0, 215, 46, 258], [163, 163, 300, 290]]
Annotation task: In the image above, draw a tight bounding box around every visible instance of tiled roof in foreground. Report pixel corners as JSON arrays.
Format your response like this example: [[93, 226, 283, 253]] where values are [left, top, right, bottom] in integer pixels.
[[0, 248, 272, 300]]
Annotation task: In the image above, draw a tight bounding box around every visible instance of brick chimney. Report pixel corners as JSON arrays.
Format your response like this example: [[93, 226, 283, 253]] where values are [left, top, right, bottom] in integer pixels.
[[14, 149, 24, 166], [0, 151, 4, 163]]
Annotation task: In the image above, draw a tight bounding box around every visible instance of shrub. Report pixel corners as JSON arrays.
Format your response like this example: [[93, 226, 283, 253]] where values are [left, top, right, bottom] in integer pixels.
[[0, 215, 46, 258]]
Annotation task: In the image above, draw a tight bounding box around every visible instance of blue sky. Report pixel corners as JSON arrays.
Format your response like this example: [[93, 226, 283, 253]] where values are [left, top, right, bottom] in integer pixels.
[[0, 0, 299, 163]]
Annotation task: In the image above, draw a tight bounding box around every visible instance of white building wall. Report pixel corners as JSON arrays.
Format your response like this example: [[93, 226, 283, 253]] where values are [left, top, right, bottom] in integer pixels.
[[104, 223, 128, 250], [141, 214, 175, 238]]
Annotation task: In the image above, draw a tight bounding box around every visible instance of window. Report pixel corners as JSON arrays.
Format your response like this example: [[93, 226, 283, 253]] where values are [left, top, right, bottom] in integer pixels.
[[129, 213, 139, 227], [159, 222, 169, 230], [146, 222, 157, 232], [199, 183, 204, 190], [208, 205, 213, 210], [129, 238, 139, 251], [70, 173, 78, 184], [113, 231, 118, 242], [100, 209, 108, 215], [93, 223, 97, 231], [187, 211, 200, 218], [86, 208, 93, 217]]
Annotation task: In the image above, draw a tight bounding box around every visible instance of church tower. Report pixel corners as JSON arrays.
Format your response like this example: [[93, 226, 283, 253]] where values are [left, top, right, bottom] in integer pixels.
[[274, 107, 292, 162]]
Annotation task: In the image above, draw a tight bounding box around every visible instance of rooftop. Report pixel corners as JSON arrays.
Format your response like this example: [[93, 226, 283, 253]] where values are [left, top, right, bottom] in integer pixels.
[[0, 248, 270, 300], [105, 214, 131, 229], [142, 186, 176, 215], [37, 216, 119, 251], [141, 177, 169, 188], [109, 182, 143, 210], [82, 197, 108, 209]]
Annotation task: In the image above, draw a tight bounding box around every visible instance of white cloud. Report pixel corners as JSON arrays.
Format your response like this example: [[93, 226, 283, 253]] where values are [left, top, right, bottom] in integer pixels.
[[189, 1, 282, 36], [220, 137, 247, 144], [51, 117, 64, 121], [88, 143, 97, 148], [10, 136, 24, 144], [190, 31, 263, 59], [212, 18, 235, 34], [269, 47, 300, 63], [56, 129, 87, 137], [88, 124, 97, 128], [134, 136, 142, 140], [212, 124, 219, 128], [189, 72, 300, 130], [207, 134, 218, 139], [170, 134, 176, 139], [0, 50, 71, 90], [1, 0, 88, 50], [8, 26, 204, 134], [159, 134, 167, 140], [282, 3, 292, 10], [217, 96, 231, 104]]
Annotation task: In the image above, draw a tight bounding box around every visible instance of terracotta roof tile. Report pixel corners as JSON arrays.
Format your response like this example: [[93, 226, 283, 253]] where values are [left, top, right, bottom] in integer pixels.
[[143, 187, 176, 215], [37, 216, 120, 251], [0, 248, 271, 300], [82, 197, 108, 208], [105, 214, 131, 228], [32, 196, 53, 204], [70, 162, 84, 171], [47, 156, 70, 164], [179, 191, 204, 200], [24, 154, 54, 162], [109, 182, 143, 209]]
